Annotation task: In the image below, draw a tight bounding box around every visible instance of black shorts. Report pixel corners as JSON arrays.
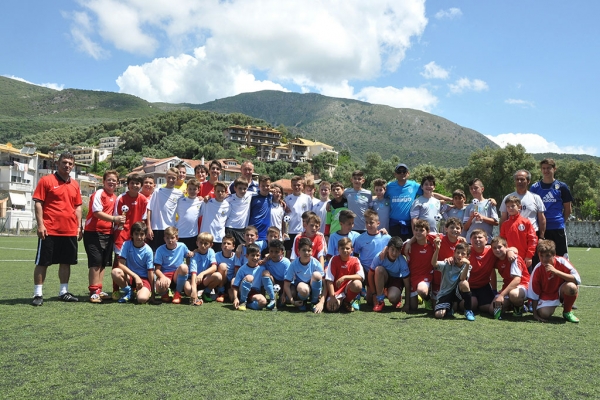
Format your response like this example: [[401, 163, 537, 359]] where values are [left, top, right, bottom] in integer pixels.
[[35, 236, 78, 267], [471, 284, 494, 307], [83, 231, 113, 268], [284, 233, 298, 251], [386, 276, 405, 290], [149, 229, 165, 252], [544, 229, 568, 257], [179, 236, 197, 252], [389, 224, 412, 242], [435, 287, 463, 312], [225, 227, 246, 247]]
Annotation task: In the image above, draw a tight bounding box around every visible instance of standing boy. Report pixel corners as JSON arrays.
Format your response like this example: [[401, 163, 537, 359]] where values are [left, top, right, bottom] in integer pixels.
[[199, 181, 231, 253], [410, 175, 442, 234], [500, 195, 538, 270], [175, 179, 203, 251], [312, 181, 331, 235], [463, 178, 498, 243], [248, 175, 273, 241], [284, 176, 313, 256], [344, 170, 372, 233], [324, 181, 348, 238], [403, 219, 436, 310], [370, 178, 391, 231], [146, 167, 184, 251], [225, 177, 252, 246]]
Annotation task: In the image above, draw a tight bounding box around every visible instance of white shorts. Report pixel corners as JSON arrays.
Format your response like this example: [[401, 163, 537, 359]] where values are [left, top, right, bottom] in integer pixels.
[[535, 282, 566, 309]]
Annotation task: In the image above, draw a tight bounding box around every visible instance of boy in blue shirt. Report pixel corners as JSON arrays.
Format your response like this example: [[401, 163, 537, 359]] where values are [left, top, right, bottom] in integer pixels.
[[232, 244, 269, 311], [371, 237, 411, 312], [344, 170, 372, 233], [111, 221, 155, 304], [215, 234, 236, 303], [284, 238, 325, 313], [184, 232, 220, 305], [154, 226, 194, 303], [248, 175, 273, 241], [262, 239, 291, 310], [326, 210, 360, 261]]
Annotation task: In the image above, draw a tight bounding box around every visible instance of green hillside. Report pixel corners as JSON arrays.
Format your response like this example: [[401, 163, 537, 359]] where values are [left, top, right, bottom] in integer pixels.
[[189, 91, 499, 167]]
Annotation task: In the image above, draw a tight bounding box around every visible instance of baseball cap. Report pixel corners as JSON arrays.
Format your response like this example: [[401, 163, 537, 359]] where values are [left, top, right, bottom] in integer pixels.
[[395, 163, 409, 173]]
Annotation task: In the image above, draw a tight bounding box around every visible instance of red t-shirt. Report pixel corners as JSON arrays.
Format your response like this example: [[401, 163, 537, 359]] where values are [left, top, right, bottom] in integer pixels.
[[292, 232, 327, 260], [326, 255, 364, 296], [529, 257, 581, 301], [113, 192, 149, 250], [33, 173, 82, 236], [200, 181, 216, 198], [468, 246, 496, 289], [404, 239, 434, 283], [495, 255, 530, 291], [84, 189, 117, 234], [500, 213, 538, 260]]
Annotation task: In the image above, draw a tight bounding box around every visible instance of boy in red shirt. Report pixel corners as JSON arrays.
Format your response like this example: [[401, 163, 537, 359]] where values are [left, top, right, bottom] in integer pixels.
[[325, 238, 364, 312], [290, 212, 327, 268], [491, 236, 530, 319], [500, 195, 538, 269], [403, 219, 435, 311], [528, 240, 580, 323]]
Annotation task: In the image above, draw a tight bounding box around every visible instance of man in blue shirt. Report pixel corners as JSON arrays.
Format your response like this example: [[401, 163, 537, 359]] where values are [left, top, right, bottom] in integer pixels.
[[385, 163, 422, 240]]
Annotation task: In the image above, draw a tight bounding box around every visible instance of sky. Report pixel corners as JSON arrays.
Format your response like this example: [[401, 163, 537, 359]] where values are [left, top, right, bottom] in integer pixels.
[[1, 0, 599, 156]]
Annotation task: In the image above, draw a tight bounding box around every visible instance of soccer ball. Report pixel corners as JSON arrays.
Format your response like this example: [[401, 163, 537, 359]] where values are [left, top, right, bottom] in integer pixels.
[[434, 214, 442, 222], [472, 199, 479, 205], [283, 215, 291, 223], [121, 205, 129, 213]]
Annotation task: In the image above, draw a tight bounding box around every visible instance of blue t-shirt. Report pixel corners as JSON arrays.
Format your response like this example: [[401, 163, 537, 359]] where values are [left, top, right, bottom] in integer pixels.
[[234, 240, 267, 267], [344, 188, 372, 231], [120, 240, 154, 278], [264, 256, 291, 282], [530, 180, 573, 230], [248, 192, 273, 240], [233, 264, 266, 289], [370, 251, 410, 278], [285, 257, 324, 284], [353, 232, 391, 269], [216, 251, 236, 281], [385, 180, 422, 224], [154, 242, 189, 273], [327, 230, 360, 257], [370, 197, 391, 231], [189, 248, 216, 275]]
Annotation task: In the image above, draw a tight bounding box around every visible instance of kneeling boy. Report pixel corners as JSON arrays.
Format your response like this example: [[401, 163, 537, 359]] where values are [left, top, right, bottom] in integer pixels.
[[284, 238, 325, 313], [371, 237, 411, 312], [491, 236, 530, 318], [231, 244, 269, 311], [325, 238, 364, 312]]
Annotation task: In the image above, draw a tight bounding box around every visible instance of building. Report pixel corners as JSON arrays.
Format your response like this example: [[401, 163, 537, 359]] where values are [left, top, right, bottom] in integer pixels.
[[99, 136, 122, 152], [223, 125, 282, 161], [72, 146, 110, 166], [290, 138, 338, 161]]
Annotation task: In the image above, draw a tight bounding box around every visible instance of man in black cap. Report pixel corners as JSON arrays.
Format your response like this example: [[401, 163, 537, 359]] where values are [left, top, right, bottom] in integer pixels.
[[385, 163, 422, 241]]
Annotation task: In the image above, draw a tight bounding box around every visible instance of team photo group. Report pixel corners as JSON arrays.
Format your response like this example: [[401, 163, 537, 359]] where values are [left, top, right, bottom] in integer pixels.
[[31, 152, 581, 323]]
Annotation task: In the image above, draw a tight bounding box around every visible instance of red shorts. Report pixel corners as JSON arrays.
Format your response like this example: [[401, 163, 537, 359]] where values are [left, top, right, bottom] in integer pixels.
[[410, 274, 432, 294], [129, 277, 152, 291], [163, 271, 175, 280]]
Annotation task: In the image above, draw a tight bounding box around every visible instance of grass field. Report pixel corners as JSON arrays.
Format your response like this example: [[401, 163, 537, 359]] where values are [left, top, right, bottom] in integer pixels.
[[1, 236, 599, 399]]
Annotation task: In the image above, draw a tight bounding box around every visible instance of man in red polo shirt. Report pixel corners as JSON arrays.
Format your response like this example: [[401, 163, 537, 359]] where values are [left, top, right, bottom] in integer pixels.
[[32, 152, 83, 306]]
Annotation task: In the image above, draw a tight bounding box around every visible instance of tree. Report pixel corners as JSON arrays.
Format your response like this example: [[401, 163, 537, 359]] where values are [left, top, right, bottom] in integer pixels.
[[293, 162, 311, 176], [312, 152, 337, 179]]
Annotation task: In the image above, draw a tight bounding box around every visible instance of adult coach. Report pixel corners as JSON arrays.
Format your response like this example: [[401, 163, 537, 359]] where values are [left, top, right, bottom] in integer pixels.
[[229, 160, 258, 194], [32, 152, 83, 306], [385, 163, 422, 241], [529, 158, 573, 258]]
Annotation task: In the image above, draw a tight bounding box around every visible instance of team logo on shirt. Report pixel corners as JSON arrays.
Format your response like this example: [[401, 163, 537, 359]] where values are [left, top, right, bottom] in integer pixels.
[[555, 184, 560, 190], [518, 224, 525, 231], [221, 210, 227, 216], [408, 187, 414, 194]]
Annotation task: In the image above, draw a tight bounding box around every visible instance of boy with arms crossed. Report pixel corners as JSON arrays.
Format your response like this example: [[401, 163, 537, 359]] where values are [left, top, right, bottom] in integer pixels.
[[371, 237, 411, 312], [528, 240, 581, 323], [225, 177, 252, 247], [284, 238, 326, 313], [431, 238, 474, 321], [325, 238, 364, 312], [491, 236, 530, 319], [175, 179, 203, 251], [111, 222, 154, 304]]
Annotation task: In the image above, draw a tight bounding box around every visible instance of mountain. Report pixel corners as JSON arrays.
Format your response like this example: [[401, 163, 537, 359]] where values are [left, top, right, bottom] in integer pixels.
[[189, 90, 499, 168]]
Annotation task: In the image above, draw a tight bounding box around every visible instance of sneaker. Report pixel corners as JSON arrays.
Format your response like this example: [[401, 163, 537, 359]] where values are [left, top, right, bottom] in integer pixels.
[[202, 292, 214, 303], [417, 295, 423, 305], [99, 291, 111, 300], [112, 291, 121, 301], [191, 298, 203, 306], [373, 301, 385, 312], [161, 292, 172, 303], [31, 296, 43, 306], [394, 301, 403, 309], [351, 299, 360, 311], [344, 301, 354, 312], [216, 293, 226, 303], [563, 311, 580, 323], [172, 291, 182, 304], [89, 293, 102, 303], [513, 306, 524, 317], [59, 292, 79, 302], [424, 299, 433, 310], [238, 302, 247, 311], [117, 287, 131, 303], [266, 299, 277, 311], [493, 306, 502, 320], [465, 310, 475, 321], [525, 300, 534, 313]]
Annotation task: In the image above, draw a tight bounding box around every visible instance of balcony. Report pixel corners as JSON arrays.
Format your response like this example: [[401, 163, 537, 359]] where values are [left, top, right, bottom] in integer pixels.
[[0, 181, 33, 191]]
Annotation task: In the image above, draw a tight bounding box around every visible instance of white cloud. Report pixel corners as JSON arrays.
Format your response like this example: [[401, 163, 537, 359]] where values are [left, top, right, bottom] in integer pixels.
[[435, 8, 462, 20], [505, 98, 535, 108], [356, 86, 438, 112], [4, 75, 64, 91], [64, 10, 110, 59], [73, 0, 428, 103], [421, 61, 449, 79], [448, 77, 488, 94], [486, 133, 597, 156]]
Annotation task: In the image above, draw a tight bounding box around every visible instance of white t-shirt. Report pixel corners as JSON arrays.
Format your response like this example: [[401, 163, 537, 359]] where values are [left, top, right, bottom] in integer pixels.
[[225, 191, 252, 229], [148, 187, 184, 230], [200, 198, 230, 243], [175, 196, 202, 238], [284, 193, 313, 234]]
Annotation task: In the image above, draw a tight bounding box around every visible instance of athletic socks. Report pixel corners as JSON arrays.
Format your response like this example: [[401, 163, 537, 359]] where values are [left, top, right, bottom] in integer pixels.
[[262, 276, 275, 300], [563, 293, 578, 312], [347, 288, 360, 302], [310, 279, 322, 303], [59, 283, 68, 296], [460, 290, 473, 311], [240, 279, 252, 303], [248, 300, 260, 310], [175, 274, 187, 294], [34, 284, 43, 297]]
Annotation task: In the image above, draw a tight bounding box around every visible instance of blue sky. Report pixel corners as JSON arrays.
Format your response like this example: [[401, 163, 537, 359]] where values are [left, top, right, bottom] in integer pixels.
[[2, 0, 598, 155]]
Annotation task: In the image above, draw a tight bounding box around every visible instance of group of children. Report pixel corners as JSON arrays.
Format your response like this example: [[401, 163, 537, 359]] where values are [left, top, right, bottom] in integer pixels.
[[82, 164, 581, 323]]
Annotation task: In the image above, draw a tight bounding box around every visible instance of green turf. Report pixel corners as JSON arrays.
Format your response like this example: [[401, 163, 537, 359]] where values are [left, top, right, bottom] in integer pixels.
[[1, 236, 599, 399]]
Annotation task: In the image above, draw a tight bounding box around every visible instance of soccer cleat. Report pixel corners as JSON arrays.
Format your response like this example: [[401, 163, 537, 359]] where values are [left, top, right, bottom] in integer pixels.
[[465, 310, 475, 321], [563, 311, 580, 323], [238, 302, 247, 311], [112, 291, 121, 301], [191, 298, 203, 306], [351, 299, 360, 311], [202, 291, 214, 303], [344, 301, 354, 312], [266, 299, 277, 311], [89, 293, 102, 303], [216, 292, 227, 303], [373, 301, 385, 312], [31, 296, 43, 306], [298, 301, 308, 312], [424, 299, 433, 310], [493, 306, 502, 320], [417, 295, 423, 305], [394, 301, 403, 309], [172, 291, 182, 304], [59, 292, 79, 302], [99, 291, 111, 300], [117, 287, 131, 303], [513, 306, 524, 317], [161, 292, 172, 303]]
